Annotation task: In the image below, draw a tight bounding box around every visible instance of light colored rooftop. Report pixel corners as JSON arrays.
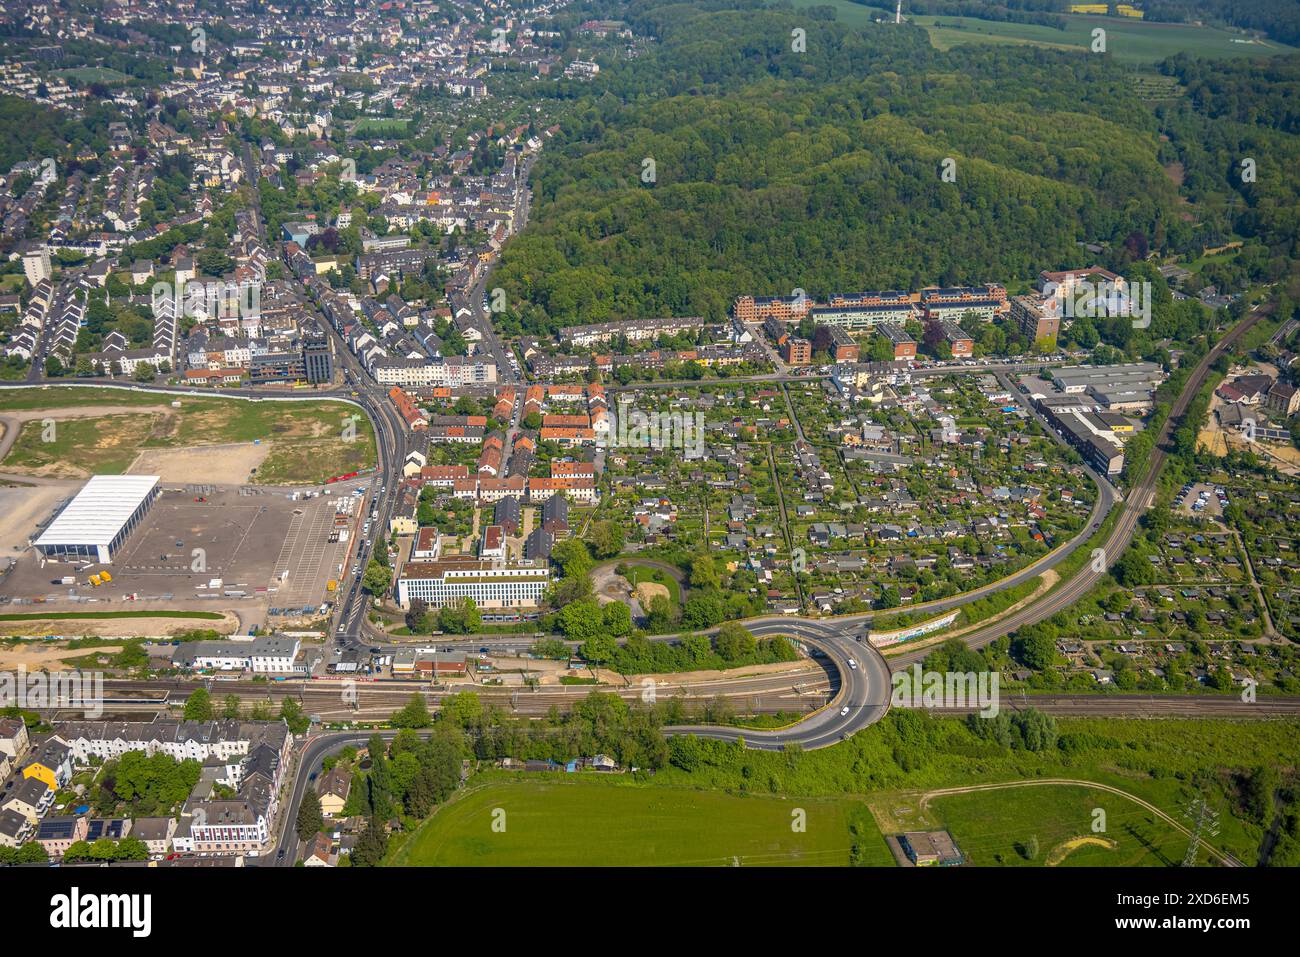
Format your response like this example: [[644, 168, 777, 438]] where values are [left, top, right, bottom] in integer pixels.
[[35, 474, 160, 548]]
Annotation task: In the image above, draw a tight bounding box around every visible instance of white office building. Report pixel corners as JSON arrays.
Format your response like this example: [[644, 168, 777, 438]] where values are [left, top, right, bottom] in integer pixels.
[[397, 558, 550, 609]]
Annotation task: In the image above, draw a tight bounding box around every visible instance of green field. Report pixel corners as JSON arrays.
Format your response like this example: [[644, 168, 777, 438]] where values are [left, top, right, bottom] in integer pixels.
[[622, 563, 683, 606], [354, 118, 411, 137], [0, 611, 223, 622], [913, 14, 1297, 63], [780, 1, 1297, 62], [0, 387, 375, 484], [926, 784, 1191, 866], [389, 776, 893, 866], [55, 67, 132, 85]]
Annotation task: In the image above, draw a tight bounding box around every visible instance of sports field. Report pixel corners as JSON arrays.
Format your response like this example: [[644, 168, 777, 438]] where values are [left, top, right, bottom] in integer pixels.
[[389, 776, 893, 866]]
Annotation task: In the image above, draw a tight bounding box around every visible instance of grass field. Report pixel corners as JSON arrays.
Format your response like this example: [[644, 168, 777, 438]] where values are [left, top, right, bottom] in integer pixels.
[[55, 67, 131, 85], [780, 1, 1297, 62], [622, 563, 682, 606], [913, 14, 1297, 63], [0, 388, 375, 484], [923, 784, 1190, 866], [389, 775, 894, 866], [0, 611, 223, 622]]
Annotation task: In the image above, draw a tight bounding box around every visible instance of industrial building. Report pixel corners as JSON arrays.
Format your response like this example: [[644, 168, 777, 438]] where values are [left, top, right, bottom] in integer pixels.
[[34, 475, 160, 564]]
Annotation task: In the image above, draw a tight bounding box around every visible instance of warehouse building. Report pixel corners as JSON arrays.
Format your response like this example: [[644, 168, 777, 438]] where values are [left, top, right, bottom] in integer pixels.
[[34, 475, 160, 564]]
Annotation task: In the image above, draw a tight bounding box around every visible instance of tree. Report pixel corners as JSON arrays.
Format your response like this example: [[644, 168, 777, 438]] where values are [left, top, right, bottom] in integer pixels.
[[392, 693, 432, 728], [688, 553, 720, 590], [588, 520, 625, 559], [715, 621, 757, 661], [1013, 628, 1057, 671], [437, 597, 481, 634], [405, 597, 430, 632], [558, 598, 605, 640], [601, 600, 632, 637], [183, 688, 213, 721], [280, 697, 310, 735], [350, 815, 388, 867], [296, 789, 324, 842], [363, 559, 392, 596], [551, 538, 593, 578], [222, 694, 242, 719]]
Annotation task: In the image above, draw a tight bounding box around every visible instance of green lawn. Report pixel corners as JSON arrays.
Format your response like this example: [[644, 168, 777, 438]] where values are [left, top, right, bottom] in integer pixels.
[[913, 14, 1298, 63], [0, 610, 223, 622], [389, 775, 892, 866], [927, 784, 1190, 866], [622, 563, 683, 606], [55, 67, 132, 84]]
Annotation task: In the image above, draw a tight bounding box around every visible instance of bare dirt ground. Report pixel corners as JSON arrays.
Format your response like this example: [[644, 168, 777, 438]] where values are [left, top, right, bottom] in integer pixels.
[[127, 442, 271, 484], [0, 642, 123, 672], [634, 581, 670, 605], [0, 484, 76, 559], [0, 405, 174, 480], [0, 611, 238, 639]]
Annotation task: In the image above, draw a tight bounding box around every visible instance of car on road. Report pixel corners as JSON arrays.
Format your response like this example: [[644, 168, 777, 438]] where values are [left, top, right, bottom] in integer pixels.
[[847, 658, 858, 670], [840, 706, 851, 717]]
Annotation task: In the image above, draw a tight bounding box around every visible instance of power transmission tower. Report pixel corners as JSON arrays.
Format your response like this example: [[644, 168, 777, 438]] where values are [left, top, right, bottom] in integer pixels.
[[1182, 797, 1220, 867]]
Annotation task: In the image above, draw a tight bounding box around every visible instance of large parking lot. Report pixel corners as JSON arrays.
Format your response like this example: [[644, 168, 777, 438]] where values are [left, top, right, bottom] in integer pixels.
[[0, 479, 368, 626]]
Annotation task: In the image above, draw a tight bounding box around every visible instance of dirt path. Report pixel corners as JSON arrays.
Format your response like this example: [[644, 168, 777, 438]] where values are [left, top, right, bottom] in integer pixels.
[[914, 779, 1239, 867]]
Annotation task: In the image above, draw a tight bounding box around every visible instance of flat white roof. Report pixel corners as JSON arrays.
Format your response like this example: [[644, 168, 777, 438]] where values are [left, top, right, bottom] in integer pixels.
[[35, 475, 160, 548]]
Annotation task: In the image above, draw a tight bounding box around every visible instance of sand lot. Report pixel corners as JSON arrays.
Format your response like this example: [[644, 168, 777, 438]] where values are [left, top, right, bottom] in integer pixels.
[[127, 442, 271, 484], [0, 641, 123, 671], [634, 581, 670, 605], [0, 484, 76, 559], [0, 611, 238, 639]]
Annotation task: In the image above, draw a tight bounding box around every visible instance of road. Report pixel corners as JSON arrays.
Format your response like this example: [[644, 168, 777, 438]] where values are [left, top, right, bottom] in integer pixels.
[[1, 306, 1269, 753]]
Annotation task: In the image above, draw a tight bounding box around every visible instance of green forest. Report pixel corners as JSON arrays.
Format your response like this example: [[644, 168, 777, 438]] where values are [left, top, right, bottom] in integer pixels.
[[493, 0, 1300, 332]]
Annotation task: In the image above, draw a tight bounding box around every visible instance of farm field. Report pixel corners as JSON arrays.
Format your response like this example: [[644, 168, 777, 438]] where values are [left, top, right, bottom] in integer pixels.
[[912, 14, 1297, 63], [389, 776, 892, 866]]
